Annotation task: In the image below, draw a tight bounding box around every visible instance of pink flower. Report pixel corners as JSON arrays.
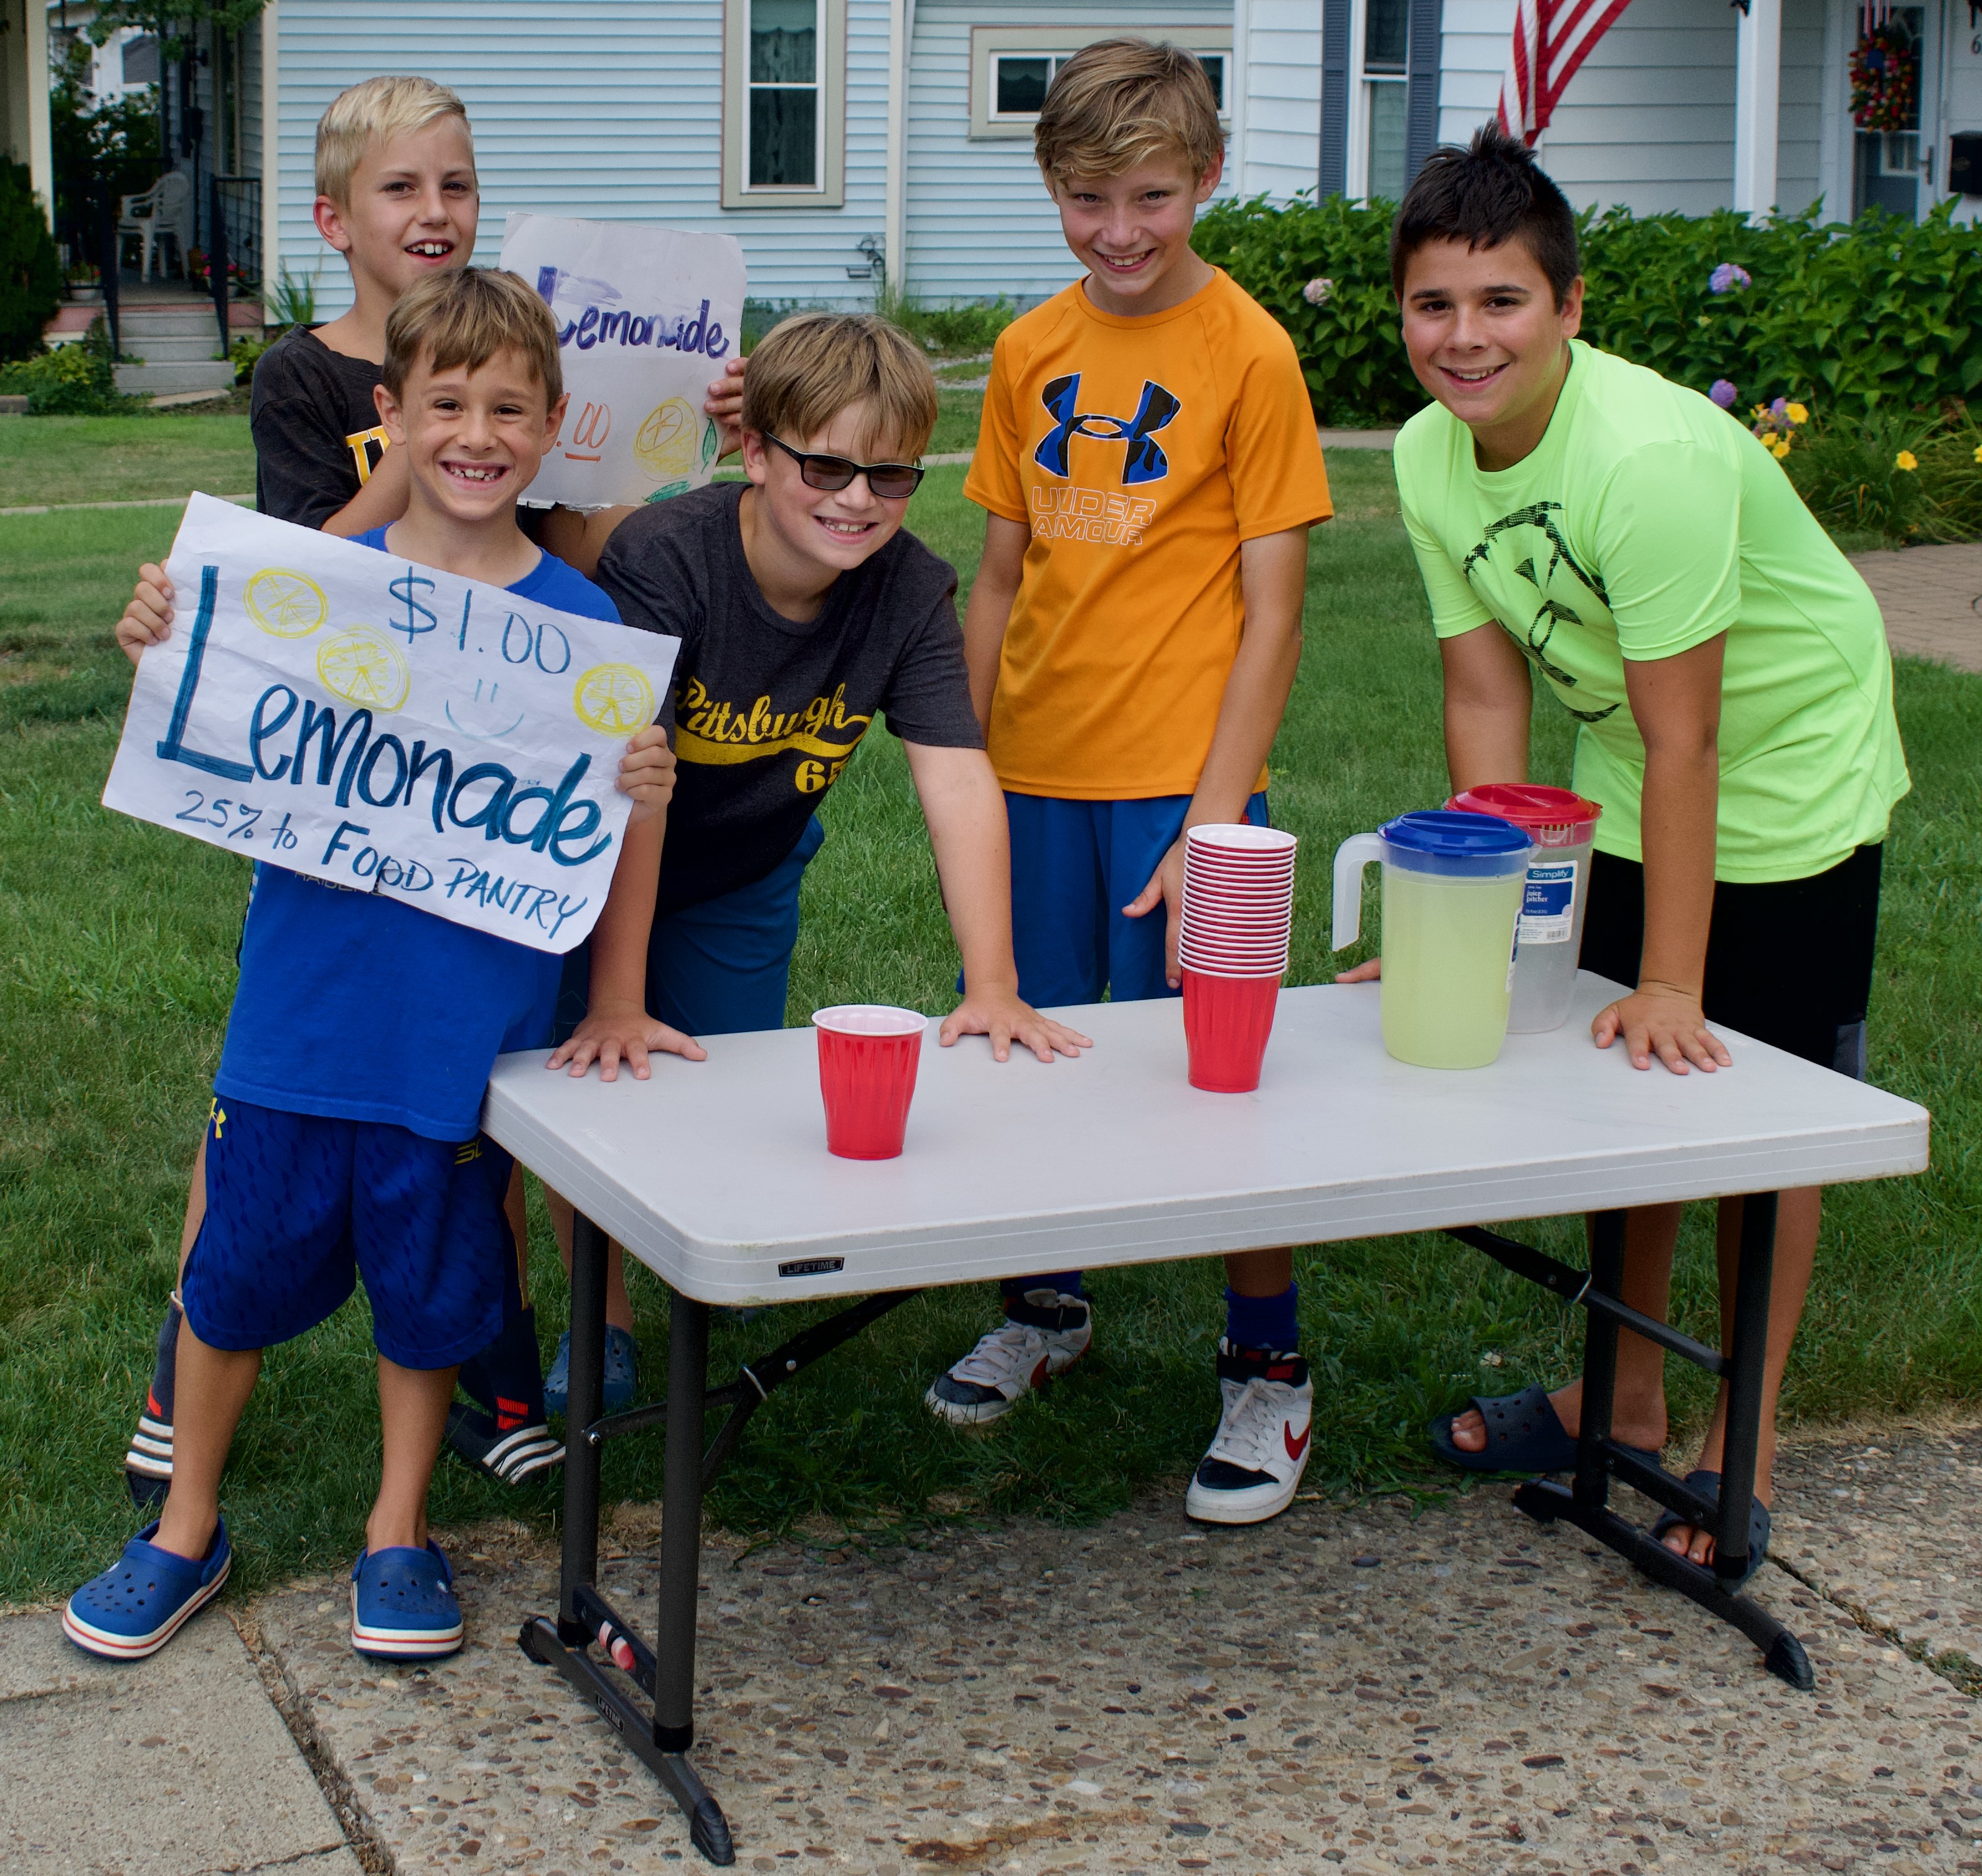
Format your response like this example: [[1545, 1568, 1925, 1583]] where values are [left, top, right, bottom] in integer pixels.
[[1302, 278, 1335, 306]]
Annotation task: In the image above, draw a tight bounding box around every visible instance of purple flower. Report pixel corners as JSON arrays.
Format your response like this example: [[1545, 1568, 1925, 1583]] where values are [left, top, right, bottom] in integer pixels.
[[1709, 379, 1738, 409], [1770, 396, 1788, 420], [1709, 262, 1753, 294], [1302, 277, 1335, 306]]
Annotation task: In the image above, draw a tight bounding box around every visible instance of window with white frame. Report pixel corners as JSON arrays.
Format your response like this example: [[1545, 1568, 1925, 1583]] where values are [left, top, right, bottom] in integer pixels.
[[723, 0, 847, 208], [970, 27, 1231, 141], [1343, 0, 1408, 202], [1362, 0, 1407, 201]]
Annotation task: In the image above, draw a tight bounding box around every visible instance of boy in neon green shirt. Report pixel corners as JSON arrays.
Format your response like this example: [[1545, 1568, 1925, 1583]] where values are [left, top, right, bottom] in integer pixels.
[[1382, 126, 1908, 1579]]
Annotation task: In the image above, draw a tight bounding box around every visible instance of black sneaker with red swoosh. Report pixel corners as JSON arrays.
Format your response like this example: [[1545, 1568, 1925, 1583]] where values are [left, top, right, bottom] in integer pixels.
[[1185, 1339, 1313, 1526]]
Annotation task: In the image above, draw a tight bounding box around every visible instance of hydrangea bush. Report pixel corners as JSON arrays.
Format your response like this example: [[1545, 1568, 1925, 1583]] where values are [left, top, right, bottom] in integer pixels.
[[1191, 194, 1982, 427]]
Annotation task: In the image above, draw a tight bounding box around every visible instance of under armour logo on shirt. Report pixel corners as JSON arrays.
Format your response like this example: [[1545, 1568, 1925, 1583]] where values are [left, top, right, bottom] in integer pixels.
[[1033, 374, 1180, 485]]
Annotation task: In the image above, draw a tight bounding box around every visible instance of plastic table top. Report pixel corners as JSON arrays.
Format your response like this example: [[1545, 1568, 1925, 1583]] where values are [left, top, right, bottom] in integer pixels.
[[481, 974, 1929, 1308]]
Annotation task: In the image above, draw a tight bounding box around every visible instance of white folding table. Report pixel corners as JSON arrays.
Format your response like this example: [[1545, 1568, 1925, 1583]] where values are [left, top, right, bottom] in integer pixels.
[[482, 974, 1928, 1866]]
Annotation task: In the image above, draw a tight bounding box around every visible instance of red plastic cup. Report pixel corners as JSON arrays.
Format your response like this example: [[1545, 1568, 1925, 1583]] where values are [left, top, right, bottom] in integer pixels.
[[1181, 967, 1282, 1093], [812, 1005, 926, 1159]]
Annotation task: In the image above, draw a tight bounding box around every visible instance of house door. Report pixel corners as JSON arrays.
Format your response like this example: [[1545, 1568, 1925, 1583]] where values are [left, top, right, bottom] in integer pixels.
[[1853, 5, 1928, 220]]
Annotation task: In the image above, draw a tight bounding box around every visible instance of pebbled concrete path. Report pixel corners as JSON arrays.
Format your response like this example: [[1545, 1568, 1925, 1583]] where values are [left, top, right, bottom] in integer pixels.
[[11, 1420, 1982, 1875]]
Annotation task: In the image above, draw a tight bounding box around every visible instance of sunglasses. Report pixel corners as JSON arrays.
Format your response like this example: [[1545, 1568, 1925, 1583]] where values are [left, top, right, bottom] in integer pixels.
[[764, 433, 926, 500]]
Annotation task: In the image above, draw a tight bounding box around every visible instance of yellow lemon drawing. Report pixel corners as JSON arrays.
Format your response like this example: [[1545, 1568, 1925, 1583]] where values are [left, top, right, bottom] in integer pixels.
[[317, 626, 411, 713], [244, 568, 329, 638], [632, 396, 698, 482], [573, 663, 655, 736]]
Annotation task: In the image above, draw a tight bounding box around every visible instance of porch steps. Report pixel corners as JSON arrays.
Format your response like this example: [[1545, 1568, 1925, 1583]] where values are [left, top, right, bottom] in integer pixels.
[[111, 301, 255, 396]]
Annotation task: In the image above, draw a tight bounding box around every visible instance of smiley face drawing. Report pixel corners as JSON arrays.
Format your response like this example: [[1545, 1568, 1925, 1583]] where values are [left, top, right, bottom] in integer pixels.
[[632, 396, 702, 484], [573, 663, 656, 736], [244, 568, 329, 638], [317, 625, 411, 713]]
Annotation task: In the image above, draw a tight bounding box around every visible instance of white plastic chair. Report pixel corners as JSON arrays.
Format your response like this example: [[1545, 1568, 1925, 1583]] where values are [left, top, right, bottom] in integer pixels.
[[117, 171, 194, 283]]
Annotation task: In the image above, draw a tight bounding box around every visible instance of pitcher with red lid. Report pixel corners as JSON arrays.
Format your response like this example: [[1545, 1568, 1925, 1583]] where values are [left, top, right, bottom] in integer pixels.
[[1445, 784, 1603, 1033]]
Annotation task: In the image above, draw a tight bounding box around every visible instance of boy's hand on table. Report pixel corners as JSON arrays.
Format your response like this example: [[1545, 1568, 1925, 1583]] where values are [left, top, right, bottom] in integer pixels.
[[116, 564, 175, 665], [705, 357, 746, 460], [1122, 837, 1187, 987], [941, 987, 1093, 1064], [616, 726, 676, 822], [1335, 958, 1381, 982], [1592, 983, 1732, 1074], [547, 1000, 708, 1082]]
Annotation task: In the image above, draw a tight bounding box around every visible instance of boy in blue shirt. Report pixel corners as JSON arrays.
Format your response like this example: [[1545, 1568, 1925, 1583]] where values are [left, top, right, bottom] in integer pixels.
[[73, 267, 680, 1663]]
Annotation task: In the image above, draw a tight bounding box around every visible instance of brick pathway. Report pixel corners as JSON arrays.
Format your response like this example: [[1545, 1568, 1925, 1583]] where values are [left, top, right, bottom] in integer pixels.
[[1852, 543, 1982, 673]]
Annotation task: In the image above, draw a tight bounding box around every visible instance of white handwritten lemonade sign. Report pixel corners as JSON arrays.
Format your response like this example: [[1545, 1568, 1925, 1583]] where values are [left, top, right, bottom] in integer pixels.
[[500, 213, 747, 512], [103, 495, 680, 952]]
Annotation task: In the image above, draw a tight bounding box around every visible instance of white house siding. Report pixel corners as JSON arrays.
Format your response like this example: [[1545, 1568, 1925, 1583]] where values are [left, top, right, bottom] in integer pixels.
[[1777, 0, 1826, 212], [1435, 0, 1515, 149], [1237, 0, 1323, 198], [238, 16, 264, 184], [273, 0, 894, 318], [903, 1, 1240, 304]]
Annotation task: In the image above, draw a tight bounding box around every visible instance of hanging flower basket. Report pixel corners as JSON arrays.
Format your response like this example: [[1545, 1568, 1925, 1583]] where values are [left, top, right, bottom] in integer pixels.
[[1849, 24, 1919, 134]]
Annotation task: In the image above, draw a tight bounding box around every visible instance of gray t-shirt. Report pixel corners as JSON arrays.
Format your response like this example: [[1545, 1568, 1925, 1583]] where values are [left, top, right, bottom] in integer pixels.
[[598, 481, 984, 914], [249, 326, 389, 528]]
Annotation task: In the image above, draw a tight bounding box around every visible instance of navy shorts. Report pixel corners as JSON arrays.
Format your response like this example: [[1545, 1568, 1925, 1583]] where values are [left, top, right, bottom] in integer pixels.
[[1003, 790, 1272, 1006], [1579, 843, 1884, 1077], [181, 1097, 516, 1369]]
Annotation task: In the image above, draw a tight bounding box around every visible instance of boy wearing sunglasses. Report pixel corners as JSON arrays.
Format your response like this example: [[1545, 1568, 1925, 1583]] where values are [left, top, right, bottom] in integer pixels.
[[536, 313, 1089, 1389]]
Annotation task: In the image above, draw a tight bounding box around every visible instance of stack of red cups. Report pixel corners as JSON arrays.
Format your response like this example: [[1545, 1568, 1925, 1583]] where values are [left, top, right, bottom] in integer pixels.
[[1177, 824, 1297, 1092]]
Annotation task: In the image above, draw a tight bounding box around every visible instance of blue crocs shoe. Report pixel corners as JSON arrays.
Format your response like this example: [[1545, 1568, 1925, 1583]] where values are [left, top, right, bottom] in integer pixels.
[[63, 1517, 231, 1660], [350, 1541, 464, 1662], [543, 1325, 640, 1419]]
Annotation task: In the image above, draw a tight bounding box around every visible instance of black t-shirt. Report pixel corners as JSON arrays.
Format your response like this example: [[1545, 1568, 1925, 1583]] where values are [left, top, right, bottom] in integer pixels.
[[597, 481, 984, 915], [250, 327, 390, 527]]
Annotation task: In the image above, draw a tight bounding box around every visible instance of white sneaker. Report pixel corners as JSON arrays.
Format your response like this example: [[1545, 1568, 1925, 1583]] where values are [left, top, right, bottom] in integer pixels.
[[1184, 1339, 1313, 1525], [924, 1289, 1091, 1427]]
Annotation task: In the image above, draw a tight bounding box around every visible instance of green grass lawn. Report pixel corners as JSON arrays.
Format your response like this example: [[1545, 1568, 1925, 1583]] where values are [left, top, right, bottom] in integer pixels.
[[1, 444, 1976, 1607], [0, 413, 257, 510]]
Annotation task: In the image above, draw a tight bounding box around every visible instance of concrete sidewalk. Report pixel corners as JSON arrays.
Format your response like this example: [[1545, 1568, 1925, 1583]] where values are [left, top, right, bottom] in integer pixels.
[[8, 1422, 1981, 1874], [1850, 545, 1982, 674]]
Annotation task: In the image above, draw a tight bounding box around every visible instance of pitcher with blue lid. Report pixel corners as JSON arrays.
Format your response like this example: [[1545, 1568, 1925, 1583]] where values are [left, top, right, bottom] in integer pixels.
[[1332, 811, 1534, 1068]]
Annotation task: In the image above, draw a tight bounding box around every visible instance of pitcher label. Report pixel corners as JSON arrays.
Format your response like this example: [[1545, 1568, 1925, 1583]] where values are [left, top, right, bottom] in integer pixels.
[[1519, 861, 1577, 945]]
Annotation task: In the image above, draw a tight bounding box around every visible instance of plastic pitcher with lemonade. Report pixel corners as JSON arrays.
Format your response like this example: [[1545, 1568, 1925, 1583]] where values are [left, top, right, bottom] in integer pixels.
[[1332, 812, 1533, 1069]]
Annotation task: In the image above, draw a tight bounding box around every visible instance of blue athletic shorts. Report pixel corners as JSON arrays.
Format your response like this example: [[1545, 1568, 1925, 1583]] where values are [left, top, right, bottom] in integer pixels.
[[556, 814, 825, 1040], [180, 1097, 516, 1370], [1003, 791, 1272, 1007]]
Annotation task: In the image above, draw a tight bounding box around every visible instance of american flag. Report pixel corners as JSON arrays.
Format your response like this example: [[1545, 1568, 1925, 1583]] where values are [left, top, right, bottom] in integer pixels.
[[1496, 0, 1637, 146]]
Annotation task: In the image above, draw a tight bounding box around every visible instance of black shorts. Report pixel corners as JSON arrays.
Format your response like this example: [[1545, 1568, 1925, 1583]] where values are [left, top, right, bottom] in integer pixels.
[[1577, 844, 1884, 1078]]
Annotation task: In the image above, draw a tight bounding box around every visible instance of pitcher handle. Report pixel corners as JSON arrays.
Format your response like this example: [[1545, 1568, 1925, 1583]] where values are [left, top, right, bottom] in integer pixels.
[[1331, 833, 1386, 950]]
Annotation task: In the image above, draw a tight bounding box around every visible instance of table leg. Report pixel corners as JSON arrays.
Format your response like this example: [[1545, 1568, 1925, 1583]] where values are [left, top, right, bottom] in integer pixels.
[[654, 1287, 709, 1752], [1572, 1209, 1627, 1514], [1480, 1193, 1813, 1691], [1714, 1191, 1777, 1583], [558, 1212, 608, 1641]]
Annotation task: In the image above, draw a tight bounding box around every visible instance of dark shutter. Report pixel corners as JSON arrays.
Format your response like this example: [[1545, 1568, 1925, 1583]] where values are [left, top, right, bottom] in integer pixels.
[[1404, 0, 1445, 185], [1320, 0, 1352, 197]]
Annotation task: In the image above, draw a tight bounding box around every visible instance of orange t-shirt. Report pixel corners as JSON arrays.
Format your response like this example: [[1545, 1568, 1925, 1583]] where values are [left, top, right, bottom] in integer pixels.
[[964, 268, 1332, 799]]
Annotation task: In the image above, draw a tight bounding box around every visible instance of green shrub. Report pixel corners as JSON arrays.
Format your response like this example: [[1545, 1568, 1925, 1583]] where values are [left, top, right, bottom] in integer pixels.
[[877, 291, 1018, 357], [1190, 191, 1415, 424], [0, 321, 136, 414], [1193, 192, 1982, 426], [230, 330, 275, 384], [0, 160, 63, 363]]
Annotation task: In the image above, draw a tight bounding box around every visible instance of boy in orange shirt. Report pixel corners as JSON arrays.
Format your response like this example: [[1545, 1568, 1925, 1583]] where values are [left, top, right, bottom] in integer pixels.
[[926, 39, 1333, 1526]]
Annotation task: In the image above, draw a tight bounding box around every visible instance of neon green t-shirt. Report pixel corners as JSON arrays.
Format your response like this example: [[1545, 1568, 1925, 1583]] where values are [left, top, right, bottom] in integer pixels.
[[1395, 340, 1909, 883]]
